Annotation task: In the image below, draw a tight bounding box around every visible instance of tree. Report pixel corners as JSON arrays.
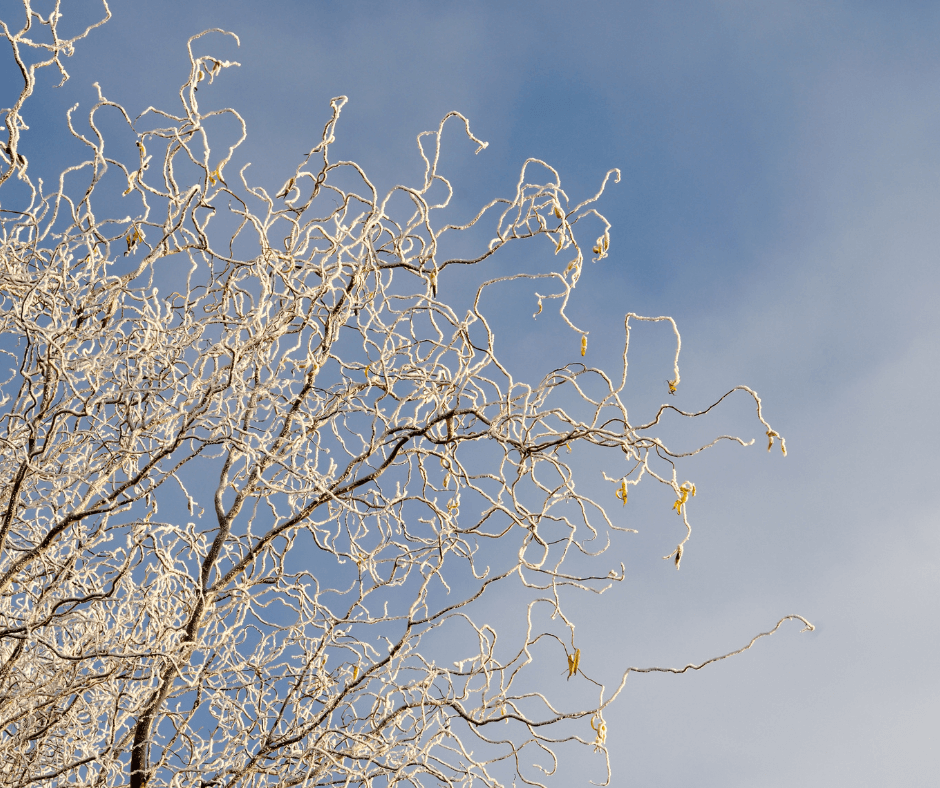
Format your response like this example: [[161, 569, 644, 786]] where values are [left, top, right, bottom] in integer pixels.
[[0, 4, 812, 786]]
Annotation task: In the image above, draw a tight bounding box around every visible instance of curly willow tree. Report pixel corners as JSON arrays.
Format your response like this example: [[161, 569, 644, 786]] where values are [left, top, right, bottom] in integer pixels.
[[0, 4, 812, 787]]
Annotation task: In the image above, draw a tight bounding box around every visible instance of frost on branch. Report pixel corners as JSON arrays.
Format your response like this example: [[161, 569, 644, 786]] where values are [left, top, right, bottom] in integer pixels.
[[0, 0, 112, 187], [0, 16, 810, 788]]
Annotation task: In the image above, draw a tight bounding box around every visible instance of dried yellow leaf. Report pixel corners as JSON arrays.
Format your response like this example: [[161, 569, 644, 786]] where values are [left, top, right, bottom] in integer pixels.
[[672, 482, 695, 515], [566, 648, 580, 680], [591, 716, 607, 751], [208, 163, 224, 186], [667, 379, 677, 395], [615, 479, 628, 506], [125, 227, 143, 253], [766, 429, 786, 455], [581, 335, 587, 357]]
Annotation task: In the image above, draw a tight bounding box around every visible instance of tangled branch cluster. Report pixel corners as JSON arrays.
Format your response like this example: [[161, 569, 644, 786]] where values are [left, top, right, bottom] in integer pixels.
[[0, 6, 810, 787]]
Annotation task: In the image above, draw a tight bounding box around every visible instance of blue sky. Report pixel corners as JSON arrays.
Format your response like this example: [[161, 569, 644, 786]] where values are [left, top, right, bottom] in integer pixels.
[[6, 1, 940, 785]]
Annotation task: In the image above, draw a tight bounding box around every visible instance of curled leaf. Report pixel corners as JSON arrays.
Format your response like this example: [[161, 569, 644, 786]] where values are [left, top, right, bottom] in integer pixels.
[[101, 296, 118, 326], [125, 227, 143, 255], [591, 716, 607, 751], [667, 379, 677, 395], [566, 648, 581, 680], [662, 542, 684, 570], [615, 479, 628, 506], [581, 335, 587, 357], [766, 429, 786, 455], [276, 177, 296, 199], [208, 163, 225, 186], [672, 481, 695, 515]]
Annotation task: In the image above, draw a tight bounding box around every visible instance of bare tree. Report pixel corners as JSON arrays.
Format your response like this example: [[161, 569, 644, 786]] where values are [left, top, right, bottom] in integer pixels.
[[0, 5, 811, 787]]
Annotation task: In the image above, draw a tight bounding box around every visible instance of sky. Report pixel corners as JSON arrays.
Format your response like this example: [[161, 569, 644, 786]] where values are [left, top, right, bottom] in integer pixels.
[[4, 0, 940, 785]]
